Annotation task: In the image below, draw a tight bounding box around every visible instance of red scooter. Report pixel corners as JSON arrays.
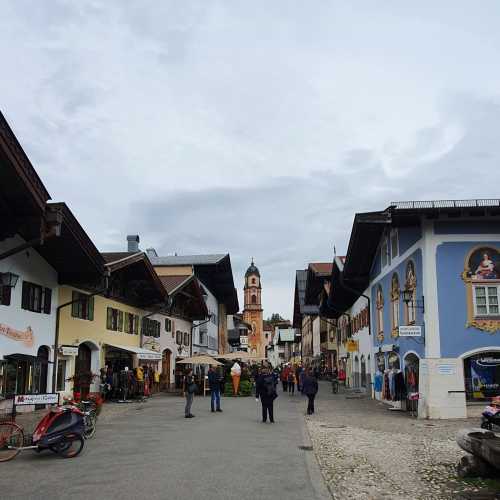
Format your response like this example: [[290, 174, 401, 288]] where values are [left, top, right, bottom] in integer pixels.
[[0, 405, 85, 462]]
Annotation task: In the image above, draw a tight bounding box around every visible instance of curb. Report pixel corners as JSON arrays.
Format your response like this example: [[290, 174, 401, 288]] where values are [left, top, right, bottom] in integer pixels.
[[301, 415, 334, 500]]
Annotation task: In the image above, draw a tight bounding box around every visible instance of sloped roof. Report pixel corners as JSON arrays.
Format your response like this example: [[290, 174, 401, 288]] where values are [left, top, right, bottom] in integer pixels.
[[159, 275, 191, 294], [149, 254, 226, 266], [149, 252, 239, 314], [293, 269, 319, 328], [309, 262, 333, 275], [102, 252, 137, 263]]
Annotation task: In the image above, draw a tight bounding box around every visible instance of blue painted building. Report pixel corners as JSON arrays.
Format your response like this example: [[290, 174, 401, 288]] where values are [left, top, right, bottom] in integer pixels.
[[324, 200, 500, 419]]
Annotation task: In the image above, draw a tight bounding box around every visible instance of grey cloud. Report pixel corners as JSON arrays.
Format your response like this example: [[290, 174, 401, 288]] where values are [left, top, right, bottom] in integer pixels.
[[2, 2, 500, 317]]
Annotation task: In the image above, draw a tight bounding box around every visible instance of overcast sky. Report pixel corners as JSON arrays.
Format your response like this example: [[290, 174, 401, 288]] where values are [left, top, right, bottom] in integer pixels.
[[2, 1, 500, 318]]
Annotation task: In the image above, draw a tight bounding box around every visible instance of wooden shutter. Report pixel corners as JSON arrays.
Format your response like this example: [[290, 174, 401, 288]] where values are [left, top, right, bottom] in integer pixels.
[[43, 288, 52, 314], [21, 281, 29, 310], [171, 320, 175, 338], [118, 310, 123, 331], [71, 291, 79, 317], [1, 285, 11, 306], [88, 296, 94, 321], [106, 307, 112, 329]]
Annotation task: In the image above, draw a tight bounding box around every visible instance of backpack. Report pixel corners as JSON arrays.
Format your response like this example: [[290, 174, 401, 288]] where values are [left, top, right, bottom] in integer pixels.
[[263, 375, 276, 397]]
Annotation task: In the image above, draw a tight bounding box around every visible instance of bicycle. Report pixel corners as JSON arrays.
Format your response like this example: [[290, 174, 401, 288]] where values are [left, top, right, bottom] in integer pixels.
[[0, 406, 85, 462], [64, 399, 98, 439]]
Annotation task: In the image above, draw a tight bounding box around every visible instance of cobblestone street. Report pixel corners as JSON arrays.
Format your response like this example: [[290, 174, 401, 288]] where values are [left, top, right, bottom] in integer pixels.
[[306, 382, 500, 500]]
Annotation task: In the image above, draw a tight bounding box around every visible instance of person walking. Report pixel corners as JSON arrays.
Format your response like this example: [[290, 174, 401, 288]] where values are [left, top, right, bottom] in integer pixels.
[[302, 369, 319, 415], [287, 369, 296, 395], [208, 366, 222, 413], [231, 361, 241, 396], [256, 366, 278, 423], [295, 364, 303, 392], [183, 368, 197, 418], [281, 365, 289, 393]]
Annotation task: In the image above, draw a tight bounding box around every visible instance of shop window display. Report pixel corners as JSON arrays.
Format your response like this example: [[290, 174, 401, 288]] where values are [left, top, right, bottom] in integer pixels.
[[464, 351, 500, 401]]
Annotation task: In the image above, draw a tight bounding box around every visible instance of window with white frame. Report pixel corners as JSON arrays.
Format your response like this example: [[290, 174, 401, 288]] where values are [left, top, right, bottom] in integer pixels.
[[391, 274, 400, 333], [390, 229, 399, 260], [473, 285, 500, 316], [405, 261, 417, 325], [376, 285, 384, 338], [381, 237, 391, 268]]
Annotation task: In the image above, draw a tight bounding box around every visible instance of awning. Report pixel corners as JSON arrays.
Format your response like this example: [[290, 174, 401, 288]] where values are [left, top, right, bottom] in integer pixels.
[[104, 343, 162, 361], [4, 353, 50, 364]]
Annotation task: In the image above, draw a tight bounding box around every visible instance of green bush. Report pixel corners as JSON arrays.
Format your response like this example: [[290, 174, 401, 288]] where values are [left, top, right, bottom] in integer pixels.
[[239, 380, 253, 396], [224, 382, 233, 396], [223, 380, 253, 396]]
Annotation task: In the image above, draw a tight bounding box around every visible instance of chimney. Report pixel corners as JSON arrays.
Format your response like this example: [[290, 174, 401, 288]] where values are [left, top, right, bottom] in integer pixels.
[[127, 235, 140, 253]]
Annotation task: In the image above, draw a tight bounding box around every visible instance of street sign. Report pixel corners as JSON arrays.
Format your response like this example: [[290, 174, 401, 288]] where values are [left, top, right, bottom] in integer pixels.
[[60, 345, 79, 356], [346, 340, 359, 352], [14, 393, 59, 406], [399, 326, 422, 337]]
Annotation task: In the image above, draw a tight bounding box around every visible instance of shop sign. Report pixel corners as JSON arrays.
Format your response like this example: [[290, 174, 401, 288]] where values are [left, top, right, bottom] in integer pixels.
[[137, 352, 162, 361], [381, 344, 396, 352], [399, 326, 422, 337], [14, 393, 59, 406], [142, 339, 161, 352], [346, 340, 359, 352], [60, 345, 78, 356], [437, 364, 455, 375], [0, 323, 34, 347]]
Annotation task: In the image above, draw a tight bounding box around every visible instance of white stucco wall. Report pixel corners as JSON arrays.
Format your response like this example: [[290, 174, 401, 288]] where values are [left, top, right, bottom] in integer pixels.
[[192, 281, 218, 355], [0, 235, 58, 367]]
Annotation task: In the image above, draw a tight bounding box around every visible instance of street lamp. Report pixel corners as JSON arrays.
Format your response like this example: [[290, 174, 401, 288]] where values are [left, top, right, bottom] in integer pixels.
[[0, 272, 19, 288], [401, 288, 425, 313]]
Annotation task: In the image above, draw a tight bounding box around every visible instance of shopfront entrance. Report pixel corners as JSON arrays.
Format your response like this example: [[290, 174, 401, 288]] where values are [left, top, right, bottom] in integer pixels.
[[464, 351, 500, 401], [0, 351, 51, 401], [74, 343, 92, 398]]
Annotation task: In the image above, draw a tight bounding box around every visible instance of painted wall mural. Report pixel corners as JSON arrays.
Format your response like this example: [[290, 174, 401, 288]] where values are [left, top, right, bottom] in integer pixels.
[[462, 246, 500, 333], [0, 323, 34, 347]]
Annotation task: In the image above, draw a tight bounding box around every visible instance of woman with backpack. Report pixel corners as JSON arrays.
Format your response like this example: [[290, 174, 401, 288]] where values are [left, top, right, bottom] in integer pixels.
[[256, 366, 278, 423]]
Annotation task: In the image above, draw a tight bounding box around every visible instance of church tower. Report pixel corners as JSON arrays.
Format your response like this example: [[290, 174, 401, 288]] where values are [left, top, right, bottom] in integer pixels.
[[243, 260, 264, 358]]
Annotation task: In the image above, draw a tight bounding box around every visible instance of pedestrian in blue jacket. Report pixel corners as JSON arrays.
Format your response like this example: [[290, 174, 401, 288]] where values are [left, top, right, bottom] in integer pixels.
[[208, 366, 222, 413]]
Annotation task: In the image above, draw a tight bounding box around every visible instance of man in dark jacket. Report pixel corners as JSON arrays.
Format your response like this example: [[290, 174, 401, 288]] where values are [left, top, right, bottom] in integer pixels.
[[256, 367, 278, 423], [302, 369, 319, 415], [208, 366, 222, 413]]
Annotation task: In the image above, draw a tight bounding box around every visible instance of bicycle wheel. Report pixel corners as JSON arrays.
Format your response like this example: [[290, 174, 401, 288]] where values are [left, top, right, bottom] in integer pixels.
[[0, 422, 24, 462], [52, 434, 84, 458], [83, 414, 96, 439]]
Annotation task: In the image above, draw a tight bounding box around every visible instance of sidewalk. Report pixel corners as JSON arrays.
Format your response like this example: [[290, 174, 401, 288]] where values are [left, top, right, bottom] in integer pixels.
[[306, 382, 500, 500]]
